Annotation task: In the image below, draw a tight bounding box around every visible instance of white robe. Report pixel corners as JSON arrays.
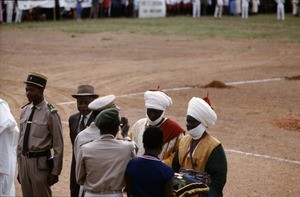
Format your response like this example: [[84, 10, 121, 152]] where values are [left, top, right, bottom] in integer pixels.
[[251, 0, 259, 13], [214, 0, 224, 18], [193, 0, 201, 18], [292, 0, 299, 15], [15, 2, 23, 23], [276, 0, 285, 20], [5, 1, 14, 23], [235, 0, 241, 14], [0, 99, 20, 196], [130, 118, 183, 160], [241, 0, 249, 19]]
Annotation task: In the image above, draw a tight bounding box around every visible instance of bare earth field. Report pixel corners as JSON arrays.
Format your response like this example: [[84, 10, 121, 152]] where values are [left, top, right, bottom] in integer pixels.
[[0, 27, 300, 196]]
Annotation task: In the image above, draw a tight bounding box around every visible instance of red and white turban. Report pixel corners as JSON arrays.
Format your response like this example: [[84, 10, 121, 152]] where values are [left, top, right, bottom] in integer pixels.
[[144, 90, 172, 111], [187, 97, 217, 128]]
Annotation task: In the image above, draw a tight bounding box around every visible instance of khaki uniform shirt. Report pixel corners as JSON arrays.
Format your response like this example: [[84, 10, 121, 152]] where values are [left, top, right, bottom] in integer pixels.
[[17, 99, 64, 175], [74, 122, 100, 161], [76, 134, 134, 193]]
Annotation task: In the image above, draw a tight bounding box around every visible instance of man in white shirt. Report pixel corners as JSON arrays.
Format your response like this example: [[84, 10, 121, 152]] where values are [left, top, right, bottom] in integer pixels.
[[214, 0, 224, 18], [241, 0, 249, 19], [5, 0, 14, 23], [291, 0, 299, 16], [192, 0, 201, 18], [276, 0, 285, 20]]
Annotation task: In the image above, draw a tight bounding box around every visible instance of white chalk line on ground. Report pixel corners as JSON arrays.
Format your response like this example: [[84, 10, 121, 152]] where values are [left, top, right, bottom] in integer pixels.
[[57, 77, 284, 106], [59, 77, 299, 165], [57, 101, 76, 105], [225, 149, 300, 165], [225, 77, 283, 85]]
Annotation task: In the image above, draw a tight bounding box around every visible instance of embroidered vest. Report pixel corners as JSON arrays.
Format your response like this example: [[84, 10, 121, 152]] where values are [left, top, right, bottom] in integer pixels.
[[178, 134, 220, 171]]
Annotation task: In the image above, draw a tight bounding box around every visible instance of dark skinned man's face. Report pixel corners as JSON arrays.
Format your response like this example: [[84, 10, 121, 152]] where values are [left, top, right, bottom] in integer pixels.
[[186, 115, 201, 131], [25, 83, 44, 105], [76, 96, 95, 116], [146, 108, 163, 121]]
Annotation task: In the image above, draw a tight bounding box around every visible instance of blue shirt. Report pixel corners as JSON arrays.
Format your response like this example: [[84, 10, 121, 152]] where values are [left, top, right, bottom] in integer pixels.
[[125, 154, 174, 197]]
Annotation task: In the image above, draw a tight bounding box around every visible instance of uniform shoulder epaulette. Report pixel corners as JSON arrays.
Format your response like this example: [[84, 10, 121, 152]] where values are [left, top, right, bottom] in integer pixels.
[[22, 102, 31, 109], [80, 140, 93, 147], [47, 103, 57, 113]]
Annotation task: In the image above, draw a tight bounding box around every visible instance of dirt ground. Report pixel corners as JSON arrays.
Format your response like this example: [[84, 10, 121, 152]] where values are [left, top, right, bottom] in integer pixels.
[[0, 28, 300, 197]]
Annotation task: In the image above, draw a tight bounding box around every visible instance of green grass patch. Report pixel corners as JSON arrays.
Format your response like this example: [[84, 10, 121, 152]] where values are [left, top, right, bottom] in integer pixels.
[[1, 15, 300, 43]]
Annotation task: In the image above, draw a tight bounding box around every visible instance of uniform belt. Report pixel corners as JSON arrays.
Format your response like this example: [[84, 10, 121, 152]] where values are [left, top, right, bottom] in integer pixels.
[[22, 150, 51, 158], [86, 190, 122, 195]]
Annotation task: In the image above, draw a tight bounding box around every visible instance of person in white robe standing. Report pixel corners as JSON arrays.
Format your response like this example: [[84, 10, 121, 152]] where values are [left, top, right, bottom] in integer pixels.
[[276, 0, 285, 20], [0, 99, 20, 196], [214, 0, 224, 18], [291, 0, 299, 16], [15, 0, 22, 23], [251, 0, 259, 14], [192, 0, 201, 18], [5, 0, 14, 23], [241, 0, 249, 19], [235, 0, 241, 15]]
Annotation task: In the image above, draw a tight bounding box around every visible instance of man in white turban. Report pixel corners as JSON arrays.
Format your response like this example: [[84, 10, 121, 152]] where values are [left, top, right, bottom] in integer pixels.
[[172, 96, 227, 197], [130, 89, 185, 167]]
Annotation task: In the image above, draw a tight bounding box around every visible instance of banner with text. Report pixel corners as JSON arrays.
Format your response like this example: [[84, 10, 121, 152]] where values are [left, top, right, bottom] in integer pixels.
[[18, 0, 54, 10], [59, 0, 92, 9], [138, 0, 166, 18], [18, 0, 92, 10]]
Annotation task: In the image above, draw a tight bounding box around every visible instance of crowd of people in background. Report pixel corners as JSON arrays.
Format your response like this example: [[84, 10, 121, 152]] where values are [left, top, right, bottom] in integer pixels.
[[0, 0, 299, 23]]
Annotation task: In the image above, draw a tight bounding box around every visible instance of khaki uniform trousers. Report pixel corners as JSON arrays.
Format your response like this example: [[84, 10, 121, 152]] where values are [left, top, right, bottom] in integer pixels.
[[19, 155, 51, 197]]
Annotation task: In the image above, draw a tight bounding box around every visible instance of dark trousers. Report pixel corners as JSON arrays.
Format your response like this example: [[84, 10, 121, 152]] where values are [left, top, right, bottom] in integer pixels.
[[70, 154, 80, 197]]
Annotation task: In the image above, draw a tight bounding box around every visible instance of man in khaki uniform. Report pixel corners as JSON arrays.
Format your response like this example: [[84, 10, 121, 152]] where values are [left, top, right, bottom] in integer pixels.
[[17, 72, 64, 197], [76, 108, 135, 197], [74, 94, 119, 197]]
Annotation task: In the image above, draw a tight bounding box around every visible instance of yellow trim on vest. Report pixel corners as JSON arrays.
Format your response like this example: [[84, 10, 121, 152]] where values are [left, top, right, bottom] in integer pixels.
[[178, 134, 220, 171], [163, 136, 181, 167]]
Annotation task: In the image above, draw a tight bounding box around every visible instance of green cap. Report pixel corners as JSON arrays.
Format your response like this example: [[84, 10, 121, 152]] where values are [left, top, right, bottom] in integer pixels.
[[95, 108, 119, 128]]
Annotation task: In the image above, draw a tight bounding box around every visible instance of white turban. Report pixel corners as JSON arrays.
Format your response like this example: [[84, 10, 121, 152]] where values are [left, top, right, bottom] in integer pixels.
[[187, 97, 217, 128], [144, 90, 172, 111]]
